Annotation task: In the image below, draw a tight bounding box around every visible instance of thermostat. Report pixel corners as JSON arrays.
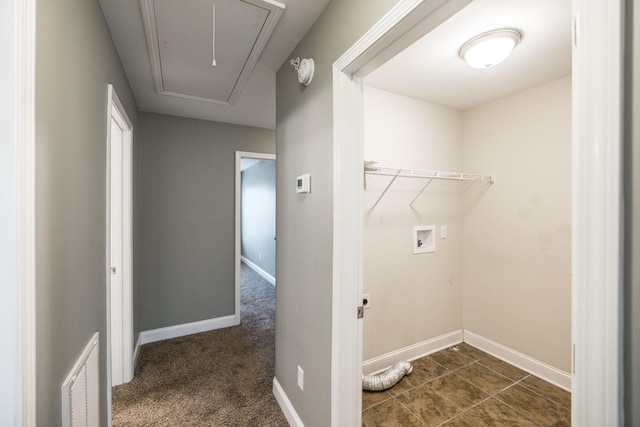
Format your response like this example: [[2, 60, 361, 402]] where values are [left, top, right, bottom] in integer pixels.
[[296, 173, 311, 194]]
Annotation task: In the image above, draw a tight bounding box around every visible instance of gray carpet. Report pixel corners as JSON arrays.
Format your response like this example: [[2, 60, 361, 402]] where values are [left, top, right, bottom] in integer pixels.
[[112, 264, 288, 426]]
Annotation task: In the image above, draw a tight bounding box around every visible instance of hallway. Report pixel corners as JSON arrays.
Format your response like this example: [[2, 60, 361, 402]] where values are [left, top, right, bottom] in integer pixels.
[[112, 264, 286, 425]]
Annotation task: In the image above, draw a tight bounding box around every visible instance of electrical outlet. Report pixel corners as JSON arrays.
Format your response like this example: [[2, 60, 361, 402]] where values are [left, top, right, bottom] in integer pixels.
[[440, 225, 447, 239], [297, 366, 304, 391], [362, 293, 372, 310], [259, 252, 262, 260]]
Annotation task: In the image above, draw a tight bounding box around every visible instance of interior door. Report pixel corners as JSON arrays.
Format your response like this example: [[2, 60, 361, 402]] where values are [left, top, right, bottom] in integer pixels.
[[108, 86, 133, 388], [110, 115, 125, 386]]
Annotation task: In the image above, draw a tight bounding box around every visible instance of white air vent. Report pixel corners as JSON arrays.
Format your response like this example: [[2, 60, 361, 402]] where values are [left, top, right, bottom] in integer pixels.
[[62, 333, 100, 427]]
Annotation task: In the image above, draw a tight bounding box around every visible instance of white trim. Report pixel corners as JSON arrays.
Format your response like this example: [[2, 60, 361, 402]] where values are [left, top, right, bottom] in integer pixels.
[[272, 378, 305, 427], [235, 151, 276, 325], [18, 0, 36, 423], [362, 330, 463, 375], [241, 256, 276, 286], [139, 0, 284, 105], [106, 84, 135, 390], [132, 333, 142, 370], [332, 1, 471, 425], [572, 0, 624, 424], [61, 333, 100, 427], [139, 315, 238, 345], [463, 331, 572, 392]]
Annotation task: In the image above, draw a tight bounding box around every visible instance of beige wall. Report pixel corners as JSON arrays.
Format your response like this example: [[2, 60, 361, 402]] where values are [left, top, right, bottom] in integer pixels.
[[363, 77, 572, 374], [363, 87, 464, 360], [462, 76, 572, 372]]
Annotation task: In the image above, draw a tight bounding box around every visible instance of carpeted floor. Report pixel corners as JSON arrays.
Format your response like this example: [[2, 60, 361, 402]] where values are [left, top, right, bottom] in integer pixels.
[[112, 263, 288, 426]]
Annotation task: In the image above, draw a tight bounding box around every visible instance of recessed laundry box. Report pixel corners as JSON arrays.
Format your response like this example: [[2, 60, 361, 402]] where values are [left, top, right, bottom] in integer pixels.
[[413, 225, 435, 254]]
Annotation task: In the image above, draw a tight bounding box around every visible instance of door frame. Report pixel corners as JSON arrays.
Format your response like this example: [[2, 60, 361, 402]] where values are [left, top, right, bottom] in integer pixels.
[[234, 151, 277, 323], [105, 84, 134, 405], [10, 0, 37, 423], [331, 0, 624, 426]]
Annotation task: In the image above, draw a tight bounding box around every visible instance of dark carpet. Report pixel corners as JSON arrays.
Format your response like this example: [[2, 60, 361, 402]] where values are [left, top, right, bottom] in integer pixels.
[[112, 263, 288, 426]]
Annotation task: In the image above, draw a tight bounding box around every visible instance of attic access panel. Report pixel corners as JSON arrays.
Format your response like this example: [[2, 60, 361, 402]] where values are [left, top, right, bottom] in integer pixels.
[[140, 0, 284, 105]]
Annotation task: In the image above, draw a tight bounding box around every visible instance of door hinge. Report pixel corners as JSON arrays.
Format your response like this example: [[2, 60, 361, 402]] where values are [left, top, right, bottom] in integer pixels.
[[357, 306, 364, 319]]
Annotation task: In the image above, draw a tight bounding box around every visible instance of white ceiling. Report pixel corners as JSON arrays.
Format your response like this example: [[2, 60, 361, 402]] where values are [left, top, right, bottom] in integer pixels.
[[99, 0, 330, 130], [99, 0, 571, 129], [365, 0, 572, 111]]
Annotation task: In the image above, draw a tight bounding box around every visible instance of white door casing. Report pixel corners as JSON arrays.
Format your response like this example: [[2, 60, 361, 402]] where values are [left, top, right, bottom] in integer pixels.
[[11, 0, 37, 423], [235, 151, 276, 323], [331, 0, 624, 426], [106, 84, 134, 398]]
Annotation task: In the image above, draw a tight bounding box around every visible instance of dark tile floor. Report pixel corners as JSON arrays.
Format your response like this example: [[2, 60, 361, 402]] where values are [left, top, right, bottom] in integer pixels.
[[362, 343, 571, 427]]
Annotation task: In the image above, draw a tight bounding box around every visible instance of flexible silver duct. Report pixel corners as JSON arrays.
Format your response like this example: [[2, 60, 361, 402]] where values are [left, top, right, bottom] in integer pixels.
[[362, 361, 413, 391]]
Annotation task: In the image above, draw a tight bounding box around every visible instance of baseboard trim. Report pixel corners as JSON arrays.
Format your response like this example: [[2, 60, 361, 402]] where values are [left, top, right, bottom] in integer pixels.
[[273, 377, 305, 427], [242, 256, 276, 285], [363, 329, 463, 375], [132, 333, 142, 369], [139, 314, 240, 345], [463, 330, 572, 391]]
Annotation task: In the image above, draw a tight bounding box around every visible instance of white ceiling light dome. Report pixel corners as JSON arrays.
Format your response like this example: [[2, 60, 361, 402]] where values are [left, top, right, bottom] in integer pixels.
[[459, 28, 522, 69]]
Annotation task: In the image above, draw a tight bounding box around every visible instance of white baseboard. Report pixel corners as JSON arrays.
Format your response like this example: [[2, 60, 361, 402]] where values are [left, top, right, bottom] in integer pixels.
[[273, 377, 305, 427], [463, 330, 572, 391], [132, 333, 142, 368], [139, 314, 240, 345], [363, 329, 463, 375], [242, 256, 276, 285]]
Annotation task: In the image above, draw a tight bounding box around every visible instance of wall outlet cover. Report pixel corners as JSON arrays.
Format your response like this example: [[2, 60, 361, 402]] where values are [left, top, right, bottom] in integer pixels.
[[362, 293, 371, 309]]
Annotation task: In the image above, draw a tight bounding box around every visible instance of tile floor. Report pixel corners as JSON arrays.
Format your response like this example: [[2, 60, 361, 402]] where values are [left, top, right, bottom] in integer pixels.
[[362, 343, 571, 427]]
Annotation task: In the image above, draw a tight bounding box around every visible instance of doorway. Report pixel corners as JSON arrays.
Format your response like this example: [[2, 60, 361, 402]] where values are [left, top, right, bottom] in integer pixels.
[[235, 151, 277, 321], [331, 0, 624, 426], [107, 84, 134, 389]]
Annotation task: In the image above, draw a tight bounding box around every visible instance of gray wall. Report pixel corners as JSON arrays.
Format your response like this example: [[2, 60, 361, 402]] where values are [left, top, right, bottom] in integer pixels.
[[138, 113, 275, 330], [35, 0, 138, 424], [275, 0, 399, 425], [624, 0, 640, 424], [241, 160, 276, 277]]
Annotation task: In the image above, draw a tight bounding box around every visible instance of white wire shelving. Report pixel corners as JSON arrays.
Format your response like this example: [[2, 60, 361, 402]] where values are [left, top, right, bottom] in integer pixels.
[[364, 162, 495, 209]]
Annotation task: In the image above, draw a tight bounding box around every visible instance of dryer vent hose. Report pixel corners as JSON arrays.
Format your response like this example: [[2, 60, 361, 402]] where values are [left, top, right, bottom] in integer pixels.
[[362, 361, 413, 391]]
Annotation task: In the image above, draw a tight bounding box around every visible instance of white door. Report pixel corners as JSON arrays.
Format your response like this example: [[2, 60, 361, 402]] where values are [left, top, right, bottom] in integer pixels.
[[108, 85, 133, 387]]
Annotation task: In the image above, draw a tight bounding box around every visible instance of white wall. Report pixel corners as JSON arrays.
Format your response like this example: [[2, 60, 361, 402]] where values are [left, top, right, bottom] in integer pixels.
[[363, 76, 572, 373], [363, 87, 464, 360], [462, 76, 572, 372], [0, 0, 21, 423]]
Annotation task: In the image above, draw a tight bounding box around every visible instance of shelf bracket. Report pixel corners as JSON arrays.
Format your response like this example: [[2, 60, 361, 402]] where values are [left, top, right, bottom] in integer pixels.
[[371, 169, 401, 209], [409, 176, 436, 208]]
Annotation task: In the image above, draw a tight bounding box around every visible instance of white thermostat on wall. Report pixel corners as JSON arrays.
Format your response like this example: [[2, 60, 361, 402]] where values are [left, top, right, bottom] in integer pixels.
[[296, 173, 311, 194]]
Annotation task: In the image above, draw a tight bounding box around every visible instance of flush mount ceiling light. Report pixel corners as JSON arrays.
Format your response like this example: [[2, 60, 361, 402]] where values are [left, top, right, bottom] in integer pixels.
[[459, 29, 522, 69]]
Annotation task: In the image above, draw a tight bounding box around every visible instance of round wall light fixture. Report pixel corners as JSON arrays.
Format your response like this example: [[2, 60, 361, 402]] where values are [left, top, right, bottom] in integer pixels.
[[459, 29, 522, 69]]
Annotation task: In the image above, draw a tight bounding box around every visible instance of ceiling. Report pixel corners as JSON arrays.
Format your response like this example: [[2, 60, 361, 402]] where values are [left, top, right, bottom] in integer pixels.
[[99, 0, 330, 130], [365, 0, 572, 111], [99, 0, 571, 130]]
